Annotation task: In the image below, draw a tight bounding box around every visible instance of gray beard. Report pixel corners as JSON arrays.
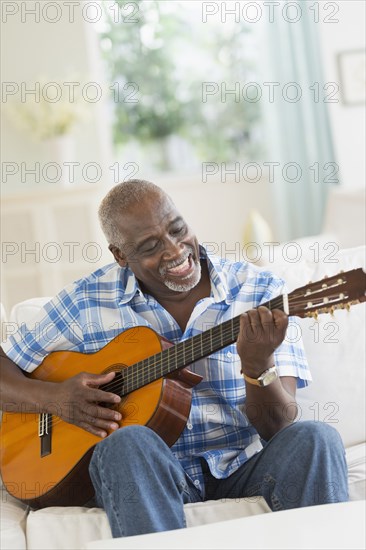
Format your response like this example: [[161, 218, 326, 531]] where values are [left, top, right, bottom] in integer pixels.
[[162, 260, 202, 292]]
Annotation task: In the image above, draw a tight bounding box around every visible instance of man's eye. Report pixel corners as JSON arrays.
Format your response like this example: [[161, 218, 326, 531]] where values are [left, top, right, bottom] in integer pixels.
[[171, 226, 186, 235], [142, 241, 159, 253]]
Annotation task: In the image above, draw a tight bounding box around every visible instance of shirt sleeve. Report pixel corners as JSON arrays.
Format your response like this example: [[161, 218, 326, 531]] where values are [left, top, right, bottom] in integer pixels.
[[258, 272, 312, 388], [2, 283, 84, 373]]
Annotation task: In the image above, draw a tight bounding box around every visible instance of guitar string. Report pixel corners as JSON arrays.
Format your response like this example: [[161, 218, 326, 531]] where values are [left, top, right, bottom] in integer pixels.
[[100, 287, 347, 396], [78, 291, 339, 395], [51, 290, 344, 409], [90, 293, 311, 397], [46, 311, 265, 428], [100, 288, 340, 393], [44, 291, 347, 429], [48, 322, 240, 427], [45, 274, 355, 431]]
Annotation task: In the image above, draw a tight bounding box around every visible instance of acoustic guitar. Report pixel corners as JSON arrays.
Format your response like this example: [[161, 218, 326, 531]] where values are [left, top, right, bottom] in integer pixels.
[[1, 268, 365, 509]]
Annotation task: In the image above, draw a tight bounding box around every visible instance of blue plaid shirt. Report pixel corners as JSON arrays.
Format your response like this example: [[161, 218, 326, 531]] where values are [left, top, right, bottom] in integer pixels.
[[3, 246, 311, 497]]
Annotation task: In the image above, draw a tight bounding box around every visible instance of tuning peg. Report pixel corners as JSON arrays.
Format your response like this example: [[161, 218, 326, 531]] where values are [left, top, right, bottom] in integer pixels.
[[346, 303, 351, 312], [330, 307, 335, 317]]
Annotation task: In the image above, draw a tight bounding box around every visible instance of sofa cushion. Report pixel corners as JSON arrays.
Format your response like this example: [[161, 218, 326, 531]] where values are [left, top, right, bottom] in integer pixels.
[[24, 499, 270, 550], [183, 497, 270, 527], [26, 507, 111, 550]]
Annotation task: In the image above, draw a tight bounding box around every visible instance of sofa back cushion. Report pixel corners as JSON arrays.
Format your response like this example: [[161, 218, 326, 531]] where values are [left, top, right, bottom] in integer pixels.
[[266, 245, 365, 448]]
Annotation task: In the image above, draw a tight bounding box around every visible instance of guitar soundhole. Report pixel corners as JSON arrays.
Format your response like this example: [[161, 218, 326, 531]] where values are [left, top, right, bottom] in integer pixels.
[[99, 366, 126, 404]]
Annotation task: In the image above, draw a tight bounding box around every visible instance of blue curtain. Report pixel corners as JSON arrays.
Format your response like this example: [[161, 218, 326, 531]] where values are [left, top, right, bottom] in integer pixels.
[[261, 1, 338, 241]]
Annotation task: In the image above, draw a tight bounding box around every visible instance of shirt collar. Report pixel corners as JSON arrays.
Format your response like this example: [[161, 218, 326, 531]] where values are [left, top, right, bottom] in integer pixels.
[[199, 244, 232, 304], [117, 266, 145, 305]]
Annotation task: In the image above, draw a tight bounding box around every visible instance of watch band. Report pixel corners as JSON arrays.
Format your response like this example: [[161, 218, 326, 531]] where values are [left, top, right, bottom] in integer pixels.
[[243, 366, 278, 387]]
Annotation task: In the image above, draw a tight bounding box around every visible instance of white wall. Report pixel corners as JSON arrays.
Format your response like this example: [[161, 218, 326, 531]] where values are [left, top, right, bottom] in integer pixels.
[[318, 0, 366, 189], [1, 4, 113, 193]]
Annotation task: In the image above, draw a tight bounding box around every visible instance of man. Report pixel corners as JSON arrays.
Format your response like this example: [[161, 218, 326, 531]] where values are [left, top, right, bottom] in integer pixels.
[[0, 179, 348, 537]]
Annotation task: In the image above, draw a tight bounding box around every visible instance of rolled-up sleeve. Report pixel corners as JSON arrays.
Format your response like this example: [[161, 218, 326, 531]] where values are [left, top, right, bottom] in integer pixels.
[[2, 284, 84, 373]]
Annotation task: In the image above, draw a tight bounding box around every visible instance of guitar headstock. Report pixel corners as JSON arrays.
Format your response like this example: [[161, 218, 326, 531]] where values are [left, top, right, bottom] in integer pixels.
[[288, 268, 366, 319]]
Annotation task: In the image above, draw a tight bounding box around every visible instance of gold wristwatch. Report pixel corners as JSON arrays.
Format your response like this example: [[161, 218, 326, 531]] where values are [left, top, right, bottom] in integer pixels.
[[243, 366, 278, 387]]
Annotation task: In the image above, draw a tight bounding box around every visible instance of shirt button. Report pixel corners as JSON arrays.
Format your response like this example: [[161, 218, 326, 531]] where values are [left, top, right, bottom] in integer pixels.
[[194, 480, 200, 486], [187, 423, 193, 430], [227, 351, 232, 358]]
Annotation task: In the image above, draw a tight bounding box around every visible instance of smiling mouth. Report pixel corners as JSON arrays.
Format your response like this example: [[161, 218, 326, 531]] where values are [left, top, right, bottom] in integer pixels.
[[164, 254, 194, 278]]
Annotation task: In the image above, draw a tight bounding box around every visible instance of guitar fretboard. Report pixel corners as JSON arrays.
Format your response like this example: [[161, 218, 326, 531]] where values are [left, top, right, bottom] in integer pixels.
[[118, 296, 282, 396]]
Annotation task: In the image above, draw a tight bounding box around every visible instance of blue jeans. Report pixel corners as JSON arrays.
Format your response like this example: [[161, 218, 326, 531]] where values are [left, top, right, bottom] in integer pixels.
[[89, 421, 348, 537]]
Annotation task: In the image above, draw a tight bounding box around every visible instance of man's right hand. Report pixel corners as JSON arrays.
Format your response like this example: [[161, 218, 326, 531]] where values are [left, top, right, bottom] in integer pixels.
[[52, 371, 122, 438], [0, 349, 122, 439]]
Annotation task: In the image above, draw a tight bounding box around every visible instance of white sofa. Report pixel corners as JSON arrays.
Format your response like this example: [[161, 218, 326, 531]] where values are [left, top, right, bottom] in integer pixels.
[[1, 244, 365, 550]]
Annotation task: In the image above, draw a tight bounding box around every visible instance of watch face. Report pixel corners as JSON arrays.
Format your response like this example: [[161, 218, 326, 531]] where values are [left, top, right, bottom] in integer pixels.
[[260, 368, 278, 386]]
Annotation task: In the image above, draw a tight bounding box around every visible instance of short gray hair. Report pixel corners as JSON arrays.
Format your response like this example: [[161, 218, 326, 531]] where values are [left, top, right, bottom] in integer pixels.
[[98, 179, 163, 248]]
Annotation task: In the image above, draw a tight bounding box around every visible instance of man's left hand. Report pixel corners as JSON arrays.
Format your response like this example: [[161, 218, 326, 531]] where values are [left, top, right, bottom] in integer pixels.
[[237, 306, 288, 378]]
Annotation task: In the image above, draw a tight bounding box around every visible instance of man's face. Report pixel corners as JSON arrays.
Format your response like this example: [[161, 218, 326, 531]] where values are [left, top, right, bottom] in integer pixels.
[[111, 192, 201, 296]]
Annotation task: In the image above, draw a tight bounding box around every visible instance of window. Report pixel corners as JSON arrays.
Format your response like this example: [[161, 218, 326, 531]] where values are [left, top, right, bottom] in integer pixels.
[[97, 0, 265, 174]]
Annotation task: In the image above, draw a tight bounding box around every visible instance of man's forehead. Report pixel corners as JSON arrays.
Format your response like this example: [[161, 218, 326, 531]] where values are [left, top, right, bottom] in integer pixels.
[[116, 193, 183, 236]]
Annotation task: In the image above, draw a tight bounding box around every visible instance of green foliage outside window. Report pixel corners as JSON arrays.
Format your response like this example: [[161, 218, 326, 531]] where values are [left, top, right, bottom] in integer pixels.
[[99, 0, 263, 170]]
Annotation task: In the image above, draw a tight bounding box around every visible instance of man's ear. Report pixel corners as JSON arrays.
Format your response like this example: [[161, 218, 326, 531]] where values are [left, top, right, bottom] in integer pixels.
[[109, 244, 128, 267]]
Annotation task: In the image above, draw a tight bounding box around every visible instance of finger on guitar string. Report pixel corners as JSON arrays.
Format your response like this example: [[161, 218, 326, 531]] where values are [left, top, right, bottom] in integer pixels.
[[65, 371, 122, 404], [236, 306, 289, 378], [50, 372, 122, 433], [85, 385, 122, 405], [81, 371, 122, 403], [54, 398, 122, 436], [256, 306, 288, 347], [271, 308, 289, 333], [246, 307, 267, 330]]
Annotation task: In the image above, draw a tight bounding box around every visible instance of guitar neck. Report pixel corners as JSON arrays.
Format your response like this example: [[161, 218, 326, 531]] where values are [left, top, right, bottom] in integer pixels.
[[106, 267, 366, 397], [122, 294, 287, 395]]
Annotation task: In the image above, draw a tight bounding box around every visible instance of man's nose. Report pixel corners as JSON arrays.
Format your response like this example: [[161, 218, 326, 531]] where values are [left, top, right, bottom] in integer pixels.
[[162, 236, 184, 260]]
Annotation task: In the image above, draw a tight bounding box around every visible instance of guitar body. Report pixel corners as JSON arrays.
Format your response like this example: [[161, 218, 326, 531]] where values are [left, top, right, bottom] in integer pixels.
[[0, 326, 202, 508]]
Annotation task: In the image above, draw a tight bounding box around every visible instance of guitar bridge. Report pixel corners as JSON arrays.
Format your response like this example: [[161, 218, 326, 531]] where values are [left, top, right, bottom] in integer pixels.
[[39, 413, 52, 457]]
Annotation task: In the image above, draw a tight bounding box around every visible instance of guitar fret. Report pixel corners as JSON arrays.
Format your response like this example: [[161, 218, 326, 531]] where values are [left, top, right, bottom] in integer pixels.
[[157, 353, 161, 378], [165, 351, 169, 373]]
